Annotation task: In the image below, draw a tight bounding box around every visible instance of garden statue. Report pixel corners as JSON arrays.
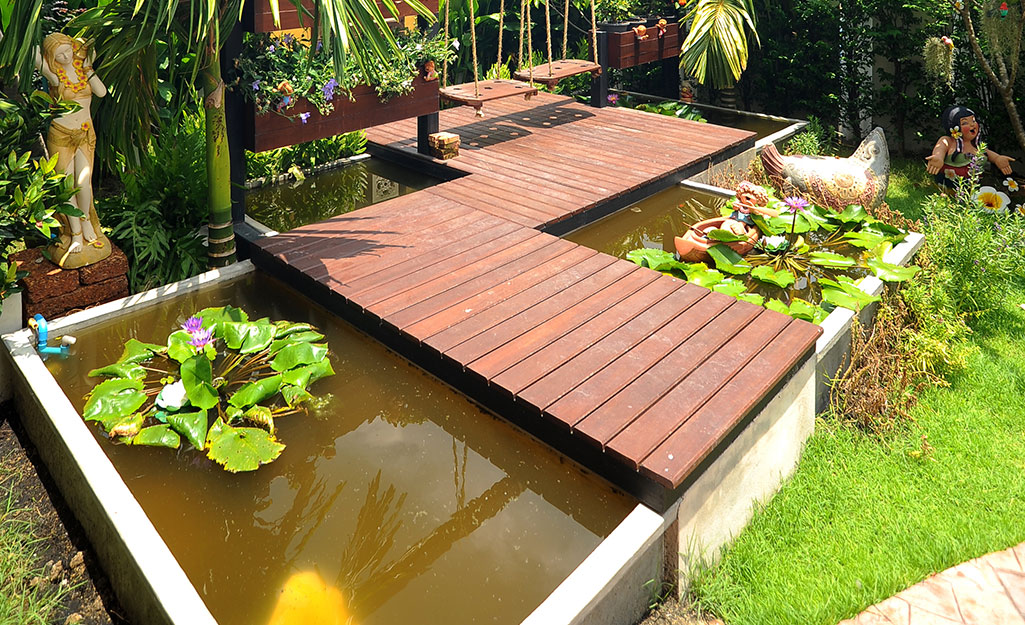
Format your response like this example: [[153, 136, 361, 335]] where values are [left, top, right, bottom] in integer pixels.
[[35, 32, 112, 269], [674, 181, 778, 262], [925, 105, 1015, 188], [761, 127, 890, 212]]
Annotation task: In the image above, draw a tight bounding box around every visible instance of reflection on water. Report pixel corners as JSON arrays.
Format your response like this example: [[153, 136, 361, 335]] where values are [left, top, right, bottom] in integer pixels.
[[46, 273, 633, 625], [246, 158, 441, 233], [565, 185, 870, 304], [696, 107, 794, 141]]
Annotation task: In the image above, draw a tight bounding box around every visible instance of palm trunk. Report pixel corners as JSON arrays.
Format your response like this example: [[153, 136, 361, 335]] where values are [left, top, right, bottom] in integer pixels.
[[200, 38, 236, 268]]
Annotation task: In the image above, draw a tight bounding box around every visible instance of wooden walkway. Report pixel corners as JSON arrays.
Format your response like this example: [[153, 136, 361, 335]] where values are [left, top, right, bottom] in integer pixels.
[[249, 94, 820, 508]]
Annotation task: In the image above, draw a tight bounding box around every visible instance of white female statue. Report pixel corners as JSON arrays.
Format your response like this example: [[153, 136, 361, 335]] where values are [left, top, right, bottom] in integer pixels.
[[35, 33, 112, 268]]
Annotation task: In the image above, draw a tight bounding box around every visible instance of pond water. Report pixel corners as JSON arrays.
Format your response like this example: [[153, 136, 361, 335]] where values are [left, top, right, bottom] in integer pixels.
[[45, 273, 634, 625], [564, 185, 869, 304], [246, 158, 441, 233], [692, 106, 795, 142]]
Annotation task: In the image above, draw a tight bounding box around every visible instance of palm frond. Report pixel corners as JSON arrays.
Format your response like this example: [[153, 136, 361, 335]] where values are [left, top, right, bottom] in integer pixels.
[[679, 0, 759, 89]]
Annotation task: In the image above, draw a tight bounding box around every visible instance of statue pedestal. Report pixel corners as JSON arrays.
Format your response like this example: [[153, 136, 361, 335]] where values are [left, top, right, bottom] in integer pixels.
[[12, 245, 130, 324]]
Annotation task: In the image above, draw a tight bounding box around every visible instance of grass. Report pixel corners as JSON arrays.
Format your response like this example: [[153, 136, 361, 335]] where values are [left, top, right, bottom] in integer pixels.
[[0, 467, 68, 625], [688, 165, 1025, 624], [884, 158, 935, 222]]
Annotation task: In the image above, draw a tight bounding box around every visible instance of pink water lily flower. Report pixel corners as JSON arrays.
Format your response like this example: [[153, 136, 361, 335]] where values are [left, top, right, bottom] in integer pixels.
[[188, 327, 214, 349]]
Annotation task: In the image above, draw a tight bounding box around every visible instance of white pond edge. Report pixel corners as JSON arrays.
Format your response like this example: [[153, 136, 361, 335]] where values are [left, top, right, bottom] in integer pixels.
[[1, 259, 662, 625]]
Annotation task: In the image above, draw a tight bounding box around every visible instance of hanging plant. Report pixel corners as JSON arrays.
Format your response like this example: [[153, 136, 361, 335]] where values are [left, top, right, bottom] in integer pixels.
[[923, 36, 955, 88], [83, 306, 334, 472]]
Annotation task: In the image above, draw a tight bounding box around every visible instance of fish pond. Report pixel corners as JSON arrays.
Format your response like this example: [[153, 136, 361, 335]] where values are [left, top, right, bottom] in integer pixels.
[[565, 185, 918, 323], [45, 272, 634, 625], [246, 157, 441, 233]]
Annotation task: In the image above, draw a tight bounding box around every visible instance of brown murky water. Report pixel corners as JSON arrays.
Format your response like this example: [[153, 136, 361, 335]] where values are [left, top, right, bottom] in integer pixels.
[[246, 158, 441, 233], [565, 185, 869, 304], [45, 273, 634, 625], [695, 107, 794, 141]]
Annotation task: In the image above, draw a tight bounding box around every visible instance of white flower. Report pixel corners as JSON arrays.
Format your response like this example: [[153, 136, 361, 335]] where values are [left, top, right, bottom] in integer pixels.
[[975, 186, 1011, 213], [1002, 177, 1020, 192], [763, 235, 788, 247], [155, 380, 187, 411]]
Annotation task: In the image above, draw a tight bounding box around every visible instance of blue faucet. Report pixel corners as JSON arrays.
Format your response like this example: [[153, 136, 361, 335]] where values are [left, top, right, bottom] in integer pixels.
[[28, 314, 71, 356]]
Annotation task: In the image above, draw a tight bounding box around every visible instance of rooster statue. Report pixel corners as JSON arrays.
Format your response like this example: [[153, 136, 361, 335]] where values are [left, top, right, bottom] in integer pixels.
[[761, 127, 890, 212]]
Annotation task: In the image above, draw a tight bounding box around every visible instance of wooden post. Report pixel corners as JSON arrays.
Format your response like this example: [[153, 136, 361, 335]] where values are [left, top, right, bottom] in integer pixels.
[[660, 57, 678, 99], [590, 30, 609, 108], [418, 112, 439, 155]]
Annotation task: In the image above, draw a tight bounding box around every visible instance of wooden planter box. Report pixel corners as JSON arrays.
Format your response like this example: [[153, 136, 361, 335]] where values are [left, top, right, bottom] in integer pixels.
[[606, 20, 681, 69], [249, 0, 439, 32], [245, 74, 439, 152]]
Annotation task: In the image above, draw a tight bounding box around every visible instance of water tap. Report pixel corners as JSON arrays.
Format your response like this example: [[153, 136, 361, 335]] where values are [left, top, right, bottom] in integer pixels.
[[27, 314, 74, 356]]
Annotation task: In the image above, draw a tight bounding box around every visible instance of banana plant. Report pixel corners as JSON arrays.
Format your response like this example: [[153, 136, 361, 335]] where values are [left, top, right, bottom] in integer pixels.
[[678, 0, 758, 90]]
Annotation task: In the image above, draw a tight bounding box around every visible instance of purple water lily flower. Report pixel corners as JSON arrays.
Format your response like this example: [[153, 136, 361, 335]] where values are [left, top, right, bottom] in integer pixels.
[[181, 316, 203, 334], [783, 196, 811, 213], [188, 327, 214, 349], [299, 112, 311, 124], [607, 93, 619, 105], [251, 79, 261, 91]]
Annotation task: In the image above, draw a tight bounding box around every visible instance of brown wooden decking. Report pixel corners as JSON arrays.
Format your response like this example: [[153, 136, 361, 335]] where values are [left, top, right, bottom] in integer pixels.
[[249, 93, 821, 509]]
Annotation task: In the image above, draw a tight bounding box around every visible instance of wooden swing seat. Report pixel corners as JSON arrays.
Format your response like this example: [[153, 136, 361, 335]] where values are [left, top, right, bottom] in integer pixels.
[[439, 79, 539, 109], [512, 59, 602, 87]]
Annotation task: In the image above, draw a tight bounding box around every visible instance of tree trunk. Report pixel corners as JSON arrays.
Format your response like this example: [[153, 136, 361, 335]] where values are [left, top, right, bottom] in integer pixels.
[[718, 85, 739, 109], [200, 41, 237, 268]]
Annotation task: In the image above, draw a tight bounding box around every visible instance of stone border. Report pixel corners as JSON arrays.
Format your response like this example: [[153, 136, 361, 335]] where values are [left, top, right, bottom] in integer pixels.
[[677, 180, 925, 412], [244, 152, 371, 190]]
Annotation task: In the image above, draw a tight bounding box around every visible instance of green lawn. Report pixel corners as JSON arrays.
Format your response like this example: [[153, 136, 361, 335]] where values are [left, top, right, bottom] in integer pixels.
[[689, 161, 1025, 624]]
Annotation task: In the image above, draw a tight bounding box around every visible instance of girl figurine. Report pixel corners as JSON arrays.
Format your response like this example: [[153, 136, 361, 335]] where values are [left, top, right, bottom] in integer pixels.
[[34, 33, 112, 269], [925, 105, 1015, 187]]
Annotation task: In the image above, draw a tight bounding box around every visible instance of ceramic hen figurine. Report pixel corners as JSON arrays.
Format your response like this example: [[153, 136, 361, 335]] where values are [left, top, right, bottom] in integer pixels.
[[761, 127, 890, 212]]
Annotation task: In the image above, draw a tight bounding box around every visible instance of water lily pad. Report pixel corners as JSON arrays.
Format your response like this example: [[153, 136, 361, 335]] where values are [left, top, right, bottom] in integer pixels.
[[88, 362, 147, 381], [196, 306, 248, 330], [707, 244, 752, 275], [271, 343, 328, 372], [867, 259, 920, 282], [788, 298, 821, 322], [712, 279, 748, 297], [269, 331, 326, 355], [764, 299, 790, 314], [705, 228, 749, 242], [242, 405, 275, 434], [221, 320, 277, 354], [842, 231, 888, 249], [809, 251, 858, 268], [736, 293, 765, 306], [167, 330, 197, 364], [108, 412, 144, 438], [627, 248, 679, 272], [835, 204, 869, 224], [281, 385, 314, 407], [273, 321, 316, 338], [166, 409, 208, 450], [132, 425, 181, 449], [820, 277, 880, 310], [281, 359, 335, 390], [205, 418, 285, 472], [180, 354, 219, 410], [83, 378, 147, 427], [228, 374, 283, 410], [116, 339, 166, 364], [751, 265, 796, 288]]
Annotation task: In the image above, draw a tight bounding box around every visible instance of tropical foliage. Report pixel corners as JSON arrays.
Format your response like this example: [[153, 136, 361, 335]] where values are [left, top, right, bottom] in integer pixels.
[[678, 0, 759, 89], [84, 306, 334, 472], [627, 194, 919, 324], [245, 131, 368, 180]]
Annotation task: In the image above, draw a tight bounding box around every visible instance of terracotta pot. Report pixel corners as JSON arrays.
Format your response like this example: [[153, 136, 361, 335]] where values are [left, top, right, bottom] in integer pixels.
[[674, 217, 759, 263]]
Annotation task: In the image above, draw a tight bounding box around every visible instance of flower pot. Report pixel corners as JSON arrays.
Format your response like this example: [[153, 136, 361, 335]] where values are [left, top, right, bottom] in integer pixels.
[[606, 19, 681, 69], [0, 291, 23, 402]]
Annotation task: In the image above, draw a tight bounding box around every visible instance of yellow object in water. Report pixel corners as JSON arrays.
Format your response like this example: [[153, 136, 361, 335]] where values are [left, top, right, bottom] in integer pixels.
[[267, 571, 351, 625]]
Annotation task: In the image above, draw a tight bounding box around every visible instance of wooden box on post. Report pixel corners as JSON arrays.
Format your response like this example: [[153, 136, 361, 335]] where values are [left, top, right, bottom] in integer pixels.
[[249, 0, 440, 32], [244, 75, 440, 153], [606, 21, 681, 69]]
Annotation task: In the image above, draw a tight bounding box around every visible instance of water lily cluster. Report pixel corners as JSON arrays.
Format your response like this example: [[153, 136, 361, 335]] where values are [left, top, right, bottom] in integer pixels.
[[627, 192, 920, 324], [232, 29, 454, 117], [83, 306, 334, 472]]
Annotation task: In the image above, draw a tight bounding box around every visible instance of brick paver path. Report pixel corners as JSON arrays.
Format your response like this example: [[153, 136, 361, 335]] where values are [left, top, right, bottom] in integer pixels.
[[838, 543, 1025, 624]]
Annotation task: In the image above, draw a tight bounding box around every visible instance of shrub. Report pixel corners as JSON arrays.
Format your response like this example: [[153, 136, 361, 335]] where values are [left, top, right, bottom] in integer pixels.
[[245, 131, 368, 181], [782, 115, 832, 156], [98, 112, 208, 292]]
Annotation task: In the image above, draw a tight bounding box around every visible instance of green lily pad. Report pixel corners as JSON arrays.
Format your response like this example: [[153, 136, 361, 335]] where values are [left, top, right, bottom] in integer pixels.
[[705, 228, 749, 242], [242, 405, 275, 434], [626, 248, 679, 272], [166, 330, 197, 364], [867, 259, 920, 282], [751, 265, 796, 288], [268, 331, 326, 355], [166, 409, 208, 450], [685, 265, 725, 288], [787, 298, 820, 322], [205, 418, 285, 473], [228, 374, 283, 410], [736, 293, 765, 306], [107, 412, 144, 438], [281, 385, 314, 407], [820, 277, 880, 310], [180, 354, 219, 410], [835, 204, 869, 224], [764, 299, 790, 315], [271, 343, 328, 372], [221, 320, 277, 354], [273, 321, 316, 338], [196, 306, 248, 330], [712, 279, 748, 297], [132, 425, 181, 449], [88, 362, 147, 381], [281, 359, 335, 390], [83, 379, 147, 428], [842, 231, 888, 249], [707, 244, 752, 275], [116, 339, 166, 364], [809, 251, 859, 268]]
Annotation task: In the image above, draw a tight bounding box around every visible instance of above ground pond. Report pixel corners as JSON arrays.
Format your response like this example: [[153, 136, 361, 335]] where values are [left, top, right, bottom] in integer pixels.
[[44, 273, 633, 625], [246, 158, 441, 233]]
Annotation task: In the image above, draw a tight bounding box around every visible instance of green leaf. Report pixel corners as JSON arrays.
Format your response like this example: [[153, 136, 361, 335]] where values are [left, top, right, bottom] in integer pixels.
[[686, 265, 726, 288], [281, 385, 314, 407], [196, 306, 248, 330], [787, 298, 820, 322], [83, 379, 147, 428], [705, 228, 749, 242], [707, 244, 752, 275], [765, 299, 790, 315], [271, 343, 328, 372], [751, 214, 785, 236], [751, 265, 797, 288], [131, 425, 181, 449], [809, 251, 859, 268], [281, 359, 335, 390], [867, 259, 920, 282], [736, 293, 765, 306], [180, 354, 219, 410], [242, 405, 275, 433], [269, 331, 326, 355], [835, 204, 869, 224], [627, 248, 679, 272], [273, 321, 316, 338], [712, 279, 748, 297], [116, 339, 166, 364], [803, 204, 839, 231], [820, 277, 880, 311], [240, 321, 277, 353], [842, 231, 888, 249], [166, 410, 208, 450], [88, 362, 147, 381], [205, 419, 285, 472], [107, 412, 145, 438], [228, 374, 283, 410], [167, 330, 196, 364]]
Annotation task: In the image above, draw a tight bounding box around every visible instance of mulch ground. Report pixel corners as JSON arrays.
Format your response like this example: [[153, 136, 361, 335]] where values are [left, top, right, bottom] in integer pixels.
[[0, 400, 128, 625]]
